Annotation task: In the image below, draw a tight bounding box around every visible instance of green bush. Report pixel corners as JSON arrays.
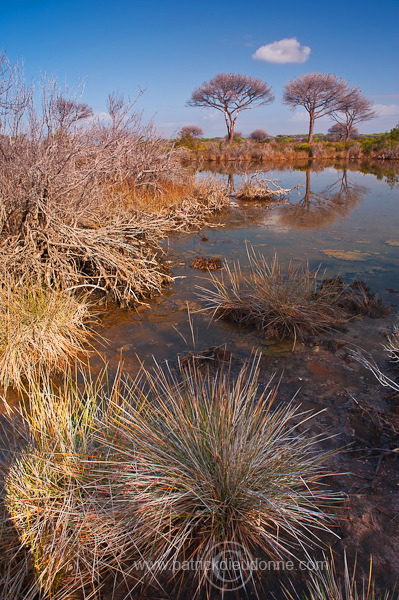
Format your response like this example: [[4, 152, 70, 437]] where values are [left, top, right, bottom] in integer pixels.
[[360, 136, 379, 153], [334, 141, 357, 151], [293, 143, 311, 151]]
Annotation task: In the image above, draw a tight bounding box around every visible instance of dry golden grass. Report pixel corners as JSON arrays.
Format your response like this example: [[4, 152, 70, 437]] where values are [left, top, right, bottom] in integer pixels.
[[0, 276, 92, 389], [107, 175, 230, 215], [1, 375, 137, 600]]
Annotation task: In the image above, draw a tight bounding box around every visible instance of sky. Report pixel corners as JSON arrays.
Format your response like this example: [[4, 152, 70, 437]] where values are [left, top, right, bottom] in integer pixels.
[[1, 0, 398, 138]]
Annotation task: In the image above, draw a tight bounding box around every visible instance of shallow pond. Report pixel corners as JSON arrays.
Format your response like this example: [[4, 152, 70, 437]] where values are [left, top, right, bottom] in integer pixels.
[[93, 161, 399, 375], [89, 160, 399, 592]]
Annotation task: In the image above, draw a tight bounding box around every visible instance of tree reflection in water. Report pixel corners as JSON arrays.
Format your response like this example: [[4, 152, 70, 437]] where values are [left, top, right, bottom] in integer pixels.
[[278, 167, 366, 230]]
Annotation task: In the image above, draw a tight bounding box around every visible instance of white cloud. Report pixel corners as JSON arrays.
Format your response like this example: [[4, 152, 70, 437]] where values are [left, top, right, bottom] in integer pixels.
[[252, 38, 311, 64], [86, 111, 112, 124], [372, 104, 399, 117], [290, 110, 308, 123], [203, 110, 219, 121]]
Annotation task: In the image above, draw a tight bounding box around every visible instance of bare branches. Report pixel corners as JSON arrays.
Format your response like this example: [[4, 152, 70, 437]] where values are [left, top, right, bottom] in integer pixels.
[[188, 72, 274, 142], [331, 86, 377, 141], [283, 73, 348, 143], [0, 57, 190, 305]]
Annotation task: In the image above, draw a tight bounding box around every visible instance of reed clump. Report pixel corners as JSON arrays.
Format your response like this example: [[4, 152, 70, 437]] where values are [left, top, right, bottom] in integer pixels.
[[198, 251, 348, 344], [1, 358, 337, 598], [0, 275, 92, 389]]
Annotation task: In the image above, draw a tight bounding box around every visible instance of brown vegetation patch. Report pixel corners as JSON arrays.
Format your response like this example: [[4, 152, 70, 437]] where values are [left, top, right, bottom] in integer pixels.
[[179, 345, 233, 371], [191, 256, 222, 271], [321, 278, 391, 319]]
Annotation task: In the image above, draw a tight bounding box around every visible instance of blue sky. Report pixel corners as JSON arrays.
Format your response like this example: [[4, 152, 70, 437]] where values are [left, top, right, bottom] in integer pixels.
[[1, 0, 398, 137]]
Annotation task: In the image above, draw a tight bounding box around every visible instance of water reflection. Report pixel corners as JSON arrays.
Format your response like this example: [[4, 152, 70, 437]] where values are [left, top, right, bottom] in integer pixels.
[[277, 167, 366, 230], [88, 161, 399, 375]]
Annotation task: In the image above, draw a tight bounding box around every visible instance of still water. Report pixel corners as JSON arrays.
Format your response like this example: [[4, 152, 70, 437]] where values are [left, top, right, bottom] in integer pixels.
[[92, 162, 399, 374]]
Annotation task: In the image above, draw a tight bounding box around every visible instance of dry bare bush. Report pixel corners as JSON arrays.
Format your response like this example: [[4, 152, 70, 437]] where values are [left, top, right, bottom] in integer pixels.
[[0, 274, 92, 389], [0, 56, 194, 304], [197, 250, 348, 345], [178, 125, 203, 138], [249, 128, 269, 142], [235, 173, 300, 202]]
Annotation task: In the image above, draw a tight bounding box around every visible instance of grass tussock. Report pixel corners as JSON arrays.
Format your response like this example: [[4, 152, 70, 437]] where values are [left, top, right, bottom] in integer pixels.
[[0, 276, 92, 389], [1, 358, 337, 598], [103, 357, 337, 593], [320, 278, 391, 319], [197, 251, 348, 345]]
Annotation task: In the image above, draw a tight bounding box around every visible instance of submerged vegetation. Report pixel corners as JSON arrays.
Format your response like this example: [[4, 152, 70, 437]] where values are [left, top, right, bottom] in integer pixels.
[[0, 359, 336, 598]]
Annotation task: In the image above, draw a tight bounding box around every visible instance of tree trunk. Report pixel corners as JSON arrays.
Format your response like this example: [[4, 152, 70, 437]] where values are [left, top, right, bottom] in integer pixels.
[[225, 111, 236, 143], [304, 169, 311, 203], [308, 111, 315, 144]]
